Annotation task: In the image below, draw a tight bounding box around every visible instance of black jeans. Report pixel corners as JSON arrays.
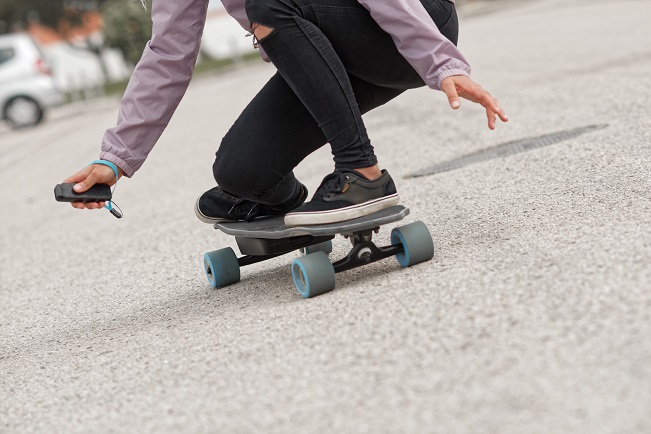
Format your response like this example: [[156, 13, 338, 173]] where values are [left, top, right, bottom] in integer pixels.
[[213, 0, 459, 205]]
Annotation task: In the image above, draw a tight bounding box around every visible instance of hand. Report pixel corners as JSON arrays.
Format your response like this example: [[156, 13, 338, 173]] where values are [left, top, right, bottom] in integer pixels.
[[441, 75, 508, 130], [63, 164, 124, 210]]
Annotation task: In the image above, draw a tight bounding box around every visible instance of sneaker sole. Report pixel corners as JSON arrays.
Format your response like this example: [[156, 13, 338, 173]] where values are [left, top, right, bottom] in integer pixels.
[[284, 194, 400, 226]]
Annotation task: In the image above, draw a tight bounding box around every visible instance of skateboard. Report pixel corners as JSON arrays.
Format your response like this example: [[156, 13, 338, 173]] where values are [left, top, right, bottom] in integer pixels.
[[202, 205, 434, 298]]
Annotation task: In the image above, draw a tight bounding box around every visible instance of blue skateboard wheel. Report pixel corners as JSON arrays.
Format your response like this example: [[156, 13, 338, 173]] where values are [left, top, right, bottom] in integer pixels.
[[204, 247, 240, 288], [391, 221, 434, 267], [291, 251, 336, 298]]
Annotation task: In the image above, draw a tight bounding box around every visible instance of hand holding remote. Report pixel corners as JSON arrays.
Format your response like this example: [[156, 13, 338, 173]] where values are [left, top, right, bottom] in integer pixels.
[[62, 163, 124, 210]]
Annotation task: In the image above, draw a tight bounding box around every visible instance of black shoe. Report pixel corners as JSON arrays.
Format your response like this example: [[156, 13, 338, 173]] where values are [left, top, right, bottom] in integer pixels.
[[195, 183, 308, 224], [284, 169, 399, 226]]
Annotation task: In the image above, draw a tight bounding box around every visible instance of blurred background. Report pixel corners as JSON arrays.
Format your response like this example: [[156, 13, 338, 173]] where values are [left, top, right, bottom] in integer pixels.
[[0, 0, 258, 127], [0, 0, 494, 129]]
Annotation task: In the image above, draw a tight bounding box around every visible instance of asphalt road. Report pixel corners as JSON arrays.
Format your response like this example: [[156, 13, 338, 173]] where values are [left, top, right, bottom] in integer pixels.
[[1, 0, 650, 432]]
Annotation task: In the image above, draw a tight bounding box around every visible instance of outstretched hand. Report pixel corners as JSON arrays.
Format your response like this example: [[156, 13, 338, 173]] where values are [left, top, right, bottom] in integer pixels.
[[63, 164, 124, 210], [441, 75, 508, 130]]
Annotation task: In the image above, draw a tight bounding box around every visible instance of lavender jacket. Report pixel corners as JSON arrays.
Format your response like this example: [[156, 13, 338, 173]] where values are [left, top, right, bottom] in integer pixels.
[[100, 0, 470, 177]]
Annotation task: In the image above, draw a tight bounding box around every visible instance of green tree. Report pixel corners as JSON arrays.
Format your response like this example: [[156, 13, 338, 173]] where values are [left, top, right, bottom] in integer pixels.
[[101, 0, 151, 66], [0, 0, 109, 78], [0, 0, 151, 81], [0, 0, 65, 33]]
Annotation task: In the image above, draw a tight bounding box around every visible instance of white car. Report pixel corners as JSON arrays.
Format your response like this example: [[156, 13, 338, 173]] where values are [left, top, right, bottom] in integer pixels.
[[0, 33, 64, 129]]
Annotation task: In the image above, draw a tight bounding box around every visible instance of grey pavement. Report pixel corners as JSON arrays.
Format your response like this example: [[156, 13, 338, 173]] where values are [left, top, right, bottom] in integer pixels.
[[1, 0, 651, 432]]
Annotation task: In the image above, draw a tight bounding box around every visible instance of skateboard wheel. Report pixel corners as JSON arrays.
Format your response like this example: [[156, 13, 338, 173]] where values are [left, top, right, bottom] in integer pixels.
[[301, 240, 333, 256], [203, 248, 240, 288], [391, 221, 435, 267], [291, 251, 336, 298]]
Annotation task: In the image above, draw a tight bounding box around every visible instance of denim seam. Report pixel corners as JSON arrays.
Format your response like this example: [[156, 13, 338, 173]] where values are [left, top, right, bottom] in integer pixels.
[[290, 13, 374, 167]]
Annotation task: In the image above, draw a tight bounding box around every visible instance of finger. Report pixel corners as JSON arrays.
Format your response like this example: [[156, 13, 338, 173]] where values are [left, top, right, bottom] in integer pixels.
[[72, 202, 94, 210], [441, 78, 461, 109], [84, 202, 102, 210], [485, 96, 507, 122], [73, 168, 100, 193], [496, 104, 509, 123], [477, 94, 505, 125], [491, 103, 508, 123], [486, 107, 496, 130]]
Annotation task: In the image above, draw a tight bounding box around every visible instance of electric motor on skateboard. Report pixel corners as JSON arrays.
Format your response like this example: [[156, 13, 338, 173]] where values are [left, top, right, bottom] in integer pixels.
[[203, 205, 434, 298]]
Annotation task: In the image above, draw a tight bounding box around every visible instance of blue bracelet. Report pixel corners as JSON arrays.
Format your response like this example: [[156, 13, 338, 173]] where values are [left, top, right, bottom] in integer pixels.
[[89, 159, 119, 184], [87, 159, 122, 218]]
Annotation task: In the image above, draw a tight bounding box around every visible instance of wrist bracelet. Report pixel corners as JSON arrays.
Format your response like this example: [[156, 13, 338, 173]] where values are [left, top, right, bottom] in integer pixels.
[[87, 159, 122, 218]]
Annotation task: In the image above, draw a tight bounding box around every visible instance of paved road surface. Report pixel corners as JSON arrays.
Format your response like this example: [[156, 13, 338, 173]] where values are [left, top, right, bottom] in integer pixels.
[[1, 0, 650, 432]]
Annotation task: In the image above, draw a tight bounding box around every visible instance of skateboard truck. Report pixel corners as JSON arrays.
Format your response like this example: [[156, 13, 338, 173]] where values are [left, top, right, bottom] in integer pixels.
[[333, 227, 404, 273]]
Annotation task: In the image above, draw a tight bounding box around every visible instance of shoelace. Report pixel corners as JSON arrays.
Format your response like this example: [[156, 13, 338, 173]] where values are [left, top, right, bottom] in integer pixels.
[[228, 198, 261, 222], [314, 171, 351, 200]]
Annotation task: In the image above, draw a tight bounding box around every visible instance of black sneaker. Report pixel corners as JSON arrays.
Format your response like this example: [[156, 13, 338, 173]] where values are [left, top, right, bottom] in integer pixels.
[[284, 169, 399, 226], [195, 183, 308, 224]]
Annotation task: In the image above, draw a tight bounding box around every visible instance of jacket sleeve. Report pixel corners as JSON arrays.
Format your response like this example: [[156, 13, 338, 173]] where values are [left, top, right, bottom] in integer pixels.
[[356, 0, 471, 91], [99, 0, 209, 177]]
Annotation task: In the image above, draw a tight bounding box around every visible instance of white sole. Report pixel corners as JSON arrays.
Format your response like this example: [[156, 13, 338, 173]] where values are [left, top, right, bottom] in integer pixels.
[[284, 194, 400, 226]]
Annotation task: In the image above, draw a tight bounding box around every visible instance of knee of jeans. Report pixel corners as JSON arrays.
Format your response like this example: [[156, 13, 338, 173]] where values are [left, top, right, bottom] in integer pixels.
[[213, 158, 241, 197], [213, 157, 272, 201]]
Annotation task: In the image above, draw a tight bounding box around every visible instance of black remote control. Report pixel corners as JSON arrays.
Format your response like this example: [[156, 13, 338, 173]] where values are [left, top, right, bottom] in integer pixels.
[[54, 183, 112, 203]]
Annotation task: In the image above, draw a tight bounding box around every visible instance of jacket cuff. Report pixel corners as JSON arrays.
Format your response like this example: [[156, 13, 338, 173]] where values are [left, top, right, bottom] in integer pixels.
[[434, 67, 471, 91], [98, 152, 135, 178]]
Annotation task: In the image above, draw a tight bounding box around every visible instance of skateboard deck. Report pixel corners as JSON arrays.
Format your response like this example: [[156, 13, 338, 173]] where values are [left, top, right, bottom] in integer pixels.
[[215, 205, 410, 238], [203, 205, 434, 298]]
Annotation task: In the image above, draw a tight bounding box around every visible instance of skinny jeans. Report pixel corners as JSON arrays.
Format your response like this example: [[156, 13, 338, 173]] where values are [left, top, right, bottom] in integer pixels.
[[213, 0, 459, 205]]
